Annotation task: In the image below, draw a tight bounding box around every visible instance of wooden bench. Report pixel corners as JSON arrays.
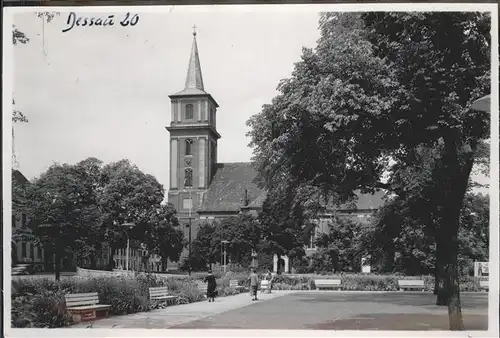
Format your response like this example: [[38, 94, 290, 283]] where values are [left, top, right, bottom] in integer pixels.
[[65, 292, 111, 323], [149, 286, 178, 305], [314, 279, 342, 290], [479, 280, 489, 291], [398, 279, 425, 291], [260, 280, 271, 293], [198, 282, 208, 297], [230, 279, 246, 292]]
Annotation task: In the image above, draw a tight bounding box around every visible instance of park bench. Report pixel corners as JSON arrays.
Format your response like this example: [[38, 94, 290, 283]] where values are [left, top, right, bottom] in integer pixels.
[[479, 280, 489, 291], [149, 286, 178, 305], [198, 282, 208, 297], [230, 279, 246, 292], [64, 292, 111, 323], [314, 279, 342, 290], [260, 280, 271, 293], [398, 279, 425, 291]]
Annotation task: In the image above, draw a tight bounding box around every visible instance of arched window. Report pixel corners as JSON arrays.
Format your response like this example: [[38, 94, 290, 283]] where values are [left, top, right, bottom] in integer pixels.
[[184, 168, 193, 187], [185, 139, 193, 156], [185, 104, 194, 120]]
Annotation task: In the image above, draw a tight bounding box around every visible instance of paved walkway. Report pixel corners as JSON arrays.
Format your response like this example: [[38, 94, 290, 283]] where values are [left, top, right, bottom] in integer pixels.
[[71, 291, 288, 329], [70, 291, 488, 330]]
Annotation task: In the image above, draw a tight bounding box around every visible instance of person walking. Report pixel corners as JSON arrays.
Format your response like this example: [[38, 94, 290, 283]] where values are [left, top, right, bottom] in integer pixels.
[[204, 269, 217, 302], [266, 270, 273, 294], [249, 268, 259, 301]]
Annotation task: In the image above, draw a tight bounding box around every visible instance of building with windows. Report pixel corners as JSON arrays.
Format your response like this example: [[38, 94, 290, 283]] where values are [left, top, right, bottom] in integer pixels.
[[166, 30, 386, 273]]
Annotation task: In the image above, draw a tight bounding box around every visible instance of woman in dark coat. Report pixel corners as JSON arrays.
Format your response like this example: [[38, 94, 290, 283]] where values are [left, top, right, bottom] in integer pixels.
[[204, 270, 217, 302]]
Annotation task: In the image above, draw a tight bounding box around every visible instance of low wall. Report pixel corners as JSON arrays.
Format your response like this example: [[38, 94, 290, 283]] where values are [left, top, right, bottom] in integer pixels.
[[76, 267, 132, 278]]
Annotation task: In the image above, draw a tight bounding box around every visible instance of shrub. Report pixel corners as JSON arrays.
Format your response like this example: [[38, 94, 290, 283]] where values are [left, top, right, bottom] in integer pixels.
[[11, 273, 243, 328]]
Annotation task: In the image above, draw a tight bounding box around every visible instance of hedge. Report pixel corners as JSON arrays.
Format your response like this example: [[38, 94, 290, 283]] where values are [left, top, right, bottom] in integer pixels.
[[233, 273, 487, 292], [11, 273, 241, 328]]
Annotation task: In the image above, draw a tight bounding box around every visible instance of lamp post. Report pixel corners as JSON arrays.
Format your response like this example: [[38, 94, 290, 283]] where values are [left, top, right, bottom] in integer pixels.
[[122, 222, 135, 273], [188, 187, 192, 276], [221, 240, 229, 274]]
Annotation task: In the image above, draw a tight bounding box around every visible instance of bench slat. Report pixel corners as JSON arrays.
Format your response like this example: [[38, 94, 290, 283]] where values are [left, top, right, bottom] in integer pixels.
[[67, 304, 111, 311], [66, 300, 99, 307], [150, 290, 170, 293], [65, 296, 99, 302], [398, 280, 424, 286], [65, 292, 98, 299], [315, 279, 341, 285]]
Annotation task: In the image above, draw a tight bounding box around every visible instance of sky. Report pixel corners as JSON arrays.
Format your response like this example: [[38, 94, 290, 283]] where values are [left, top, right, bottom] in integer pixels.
[[11, 8, 489, 198], [12, 9, 321, 196]]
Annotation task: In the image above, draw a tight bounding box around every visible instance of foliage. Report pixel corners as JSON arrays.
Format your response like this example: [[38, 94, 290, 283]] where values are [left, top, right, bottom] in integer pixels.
[[25, 160, 103, 279], [190, 221, 218, 269], [246, 12, 490, 328], [148, 203, 183, 270], [11, 272, 248, 328], [257, 186, 310, 267], [311, 216, 369, 273]]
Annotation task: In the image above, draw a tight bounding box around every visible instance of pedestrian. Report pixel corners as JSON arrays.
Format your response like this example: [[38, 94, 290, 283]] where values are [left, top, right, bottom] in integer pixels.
[[266, 270, 273, 294], [249, 268, 259, 301], [204, 269, 217, 302]]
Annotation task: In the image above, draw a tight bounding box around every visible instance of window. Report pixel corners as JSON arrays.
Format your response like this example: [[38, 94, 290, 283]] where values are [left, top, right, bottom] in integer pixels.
[[184, 168, 193, 187], [185, 139, 193, 156], [185, 104, 194, 120], [183, 198, 193, 210], [21, 242, 27, 258], [12, 215, 16, 228], [22, 213, 27, 226]]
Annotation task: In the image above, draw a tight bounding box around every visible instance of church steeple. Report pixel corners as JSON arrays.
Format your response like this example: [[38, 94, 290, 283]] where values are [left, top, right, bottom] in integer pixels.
[[185, 26, 205, 91]]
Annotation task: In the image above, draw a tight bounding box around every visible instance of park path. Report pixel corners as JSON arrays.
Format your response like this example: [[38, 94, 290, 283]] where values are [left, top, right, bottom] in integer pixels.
[[70, 290, 290, 329]]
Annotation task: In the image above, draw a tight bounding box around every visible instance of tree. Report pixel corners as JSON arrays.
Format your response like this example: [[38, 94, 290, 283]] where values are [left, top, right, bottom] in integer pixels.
[[247, 12, 490, 329], [98, 160, 166, 270], [257, 186, 309, 274], [149, 203, 184, 271], [312, 216, 367, 273], [26, 161, 101, 280], [190, 221, 218, 270]]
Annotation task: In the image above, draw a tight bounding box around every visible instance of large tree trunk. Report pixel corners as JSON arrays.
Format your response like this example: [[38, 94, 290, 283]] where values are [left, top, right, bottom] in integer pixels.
[[438, 136, 476, 330], [435, 239, 448, 304]]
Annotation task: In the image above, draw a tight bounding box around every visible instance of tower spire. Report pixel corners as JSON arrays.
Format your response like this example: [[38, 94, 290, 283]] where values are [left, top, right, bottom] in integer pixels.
[[184, 26, 204, 91]]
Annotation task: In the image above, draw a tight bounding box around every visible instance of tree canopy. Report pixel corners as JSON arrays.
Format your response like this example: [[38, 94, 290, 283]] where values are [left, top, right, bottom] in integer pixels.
[[246, 12, 490, 329]]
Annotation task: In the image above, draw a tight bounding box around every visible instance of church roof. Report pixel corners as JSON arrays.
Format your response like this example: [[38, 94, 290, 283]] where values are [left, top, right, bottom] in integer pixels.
[[198, 162, 264, 213], [198, 161, 386, 214], [12, 170, 29, 185]]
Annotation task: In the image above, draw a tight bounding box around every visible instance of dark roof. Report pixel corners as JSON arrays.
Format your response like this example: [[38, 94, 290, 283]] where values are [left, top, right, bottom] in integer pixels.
[[337, 190, 387, 211], [198, 162, 386, 214], [198, 162, 264, 213], [12, 170, 29, 185]]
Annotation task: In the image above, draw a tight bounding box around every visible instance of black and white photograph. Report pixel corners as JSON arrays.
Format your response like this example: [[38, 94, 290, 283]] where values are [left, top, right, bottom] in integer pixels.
[[3, 4, 498, 336]]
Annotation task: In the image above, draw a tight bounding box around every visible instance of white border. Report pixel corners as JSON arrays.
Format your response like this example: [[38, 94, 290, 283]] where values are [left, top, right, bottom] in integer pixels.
[[3, 3, 499, 338]]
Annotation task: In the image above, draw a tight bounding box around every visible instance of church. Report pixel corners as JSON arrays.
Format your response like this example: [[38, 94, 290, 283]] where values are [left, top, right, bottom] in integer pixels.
[[166, 29, 385, 273]]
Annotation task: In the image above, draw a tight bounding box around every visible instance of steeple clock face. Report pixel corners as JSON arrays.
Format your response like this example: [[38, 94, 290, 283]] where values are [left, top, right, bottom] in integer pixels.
[[185, 158, 192, 166]]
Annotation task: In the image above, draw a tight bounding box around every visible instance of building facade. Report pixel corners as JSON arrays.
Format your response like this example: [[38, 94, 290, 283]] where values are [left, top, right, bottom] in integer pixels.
[[167, 30, 386, 273]]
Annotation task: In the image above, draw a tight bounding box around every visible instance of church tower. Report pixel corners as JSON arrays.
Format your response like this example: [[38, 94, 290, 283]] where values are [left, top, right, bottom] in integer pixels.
[[167, 28, 220, 242]]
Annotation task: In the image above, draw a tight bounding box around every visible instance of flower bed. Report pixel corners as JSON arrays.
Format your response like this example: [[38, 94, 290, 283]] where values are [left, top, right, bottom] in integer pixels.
[[11, 273, 241, 328]]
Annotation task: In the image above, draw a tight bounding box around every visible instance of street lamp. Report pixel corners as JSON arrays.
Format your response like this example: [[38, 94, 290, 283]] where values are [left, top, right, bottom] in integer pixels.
[[185, 186, 193, 276], [221, 240, 229, 274], [122, 222, 135, 272]]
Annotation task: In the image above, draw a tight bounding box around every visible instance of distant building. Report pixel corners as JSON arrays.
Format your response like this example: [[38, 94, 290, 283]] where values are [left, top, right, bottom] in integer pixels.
[[166, 30, 386, 273]]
